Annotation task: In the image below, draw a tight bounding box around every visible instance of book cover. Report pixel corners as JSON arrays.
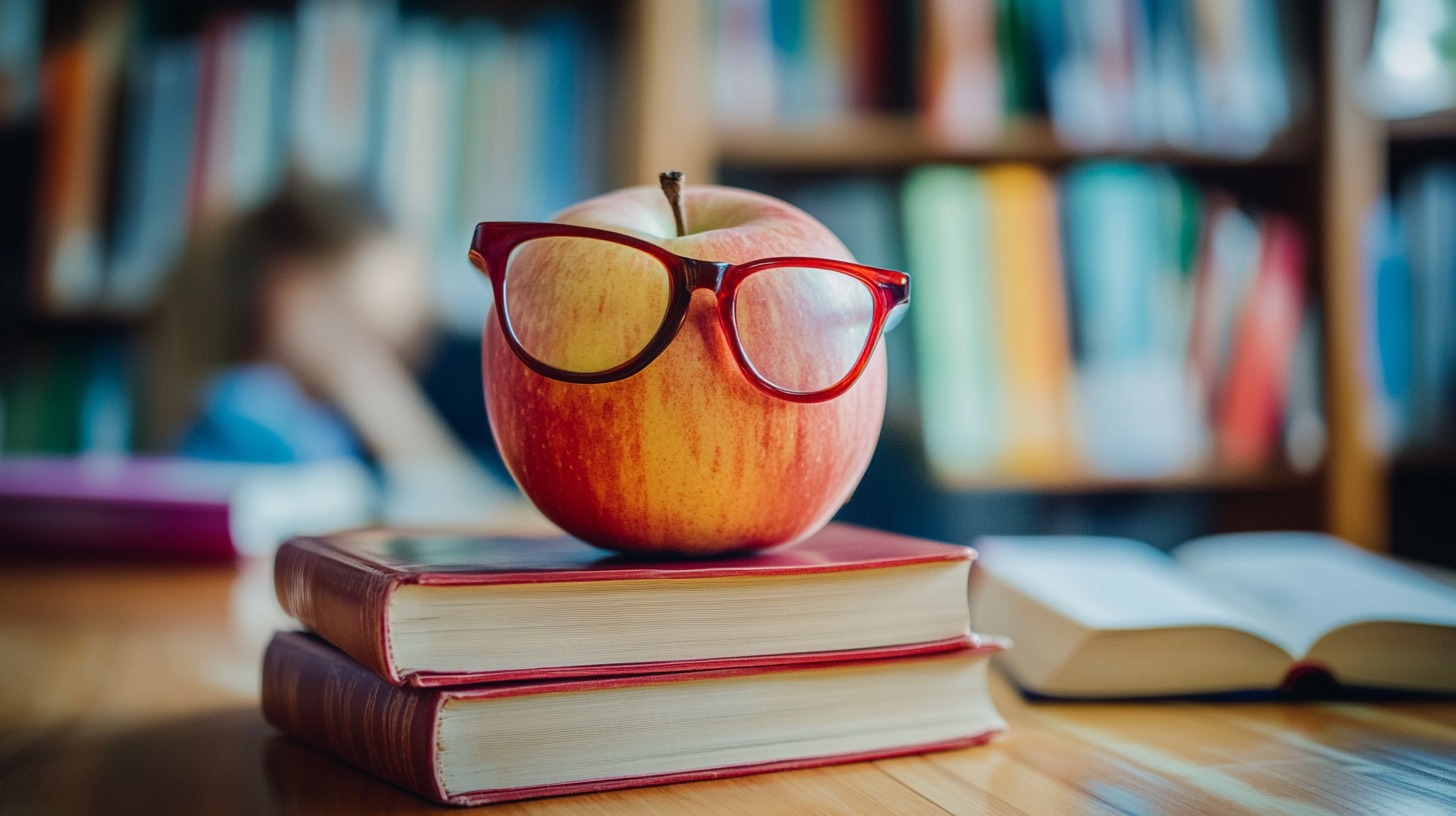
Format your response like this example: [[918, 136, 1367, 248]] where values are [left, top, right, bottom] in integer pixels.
[[262, 631, 1007, 806], [274, 522, 978, 686]]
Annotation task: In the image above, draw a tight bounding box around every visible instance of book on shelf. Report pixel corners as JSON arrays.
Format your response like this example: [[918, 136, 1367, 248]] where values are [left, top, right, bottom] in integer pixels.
[[274, 522, 978, 687], [901, 165, 1002, 483], [983, 163, 1074, 475], [262, 630, 1007, 806], [109, 36, 201, 310], [289, 0, 391, 186], [0, 456, 373, 560], [33, 0, 131, 314], [970, 532, 1456, 699], [0, 0, 43, 124], [21, 0, 609, 321], [1214, 214, 1306, 469], [1062, 162, 1203, 478], [1366, 165, 1456, 453], [895, 159, 1315, 487], [921, 0, 1002, 146], [1400, 165, 1456, 447], [707, 0, 890, 127]]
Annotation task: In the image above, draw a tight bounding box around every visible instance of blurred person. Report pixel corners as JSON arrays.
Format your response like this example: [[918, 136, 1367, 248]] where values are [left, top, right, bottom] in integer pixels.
[[144, 178, 533, 526]]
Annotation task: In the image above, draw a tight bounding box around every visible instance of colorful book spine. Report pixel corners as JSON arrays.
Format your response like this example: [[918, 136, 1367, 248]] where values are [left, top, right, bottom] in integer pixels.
[[1215, 215, 1307, 468], [983, 164, 1074, 475], [902, 166, 1003, 483]]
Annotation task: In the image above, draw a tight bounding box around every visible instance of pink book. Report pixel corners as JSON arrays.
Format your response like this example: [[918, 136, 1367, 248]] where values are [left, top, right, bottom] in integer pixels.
[[275, 522, 980, 686], [262, 631, 1006, 806], [0, 456, 372, 560]]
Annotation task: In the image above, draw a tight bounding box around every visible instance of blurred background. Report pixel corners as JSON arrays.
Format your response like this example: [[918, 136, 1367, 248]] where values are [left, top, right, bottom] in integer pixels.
[[0, 0, 1453, 563]]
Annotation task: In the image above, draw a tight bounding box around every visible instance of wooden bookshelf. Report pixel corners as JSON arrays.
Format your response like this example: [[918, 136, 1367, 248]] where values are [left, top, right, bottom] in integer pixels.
[[8, 0, 1405, 550], [1386, 109, 1456, 142], [714, 115, 1316, 170], [627, 0, 1394, 549], [931, 467, 1317, 496], [1322, 0, 1388, 551]]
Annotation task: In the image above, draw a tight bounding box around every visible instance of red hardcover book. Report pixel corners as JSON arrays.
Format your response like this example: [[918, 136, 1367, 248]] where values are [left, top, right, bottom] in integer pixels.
[[262, 631, 1007, 806], [275, 523, 978, 686]]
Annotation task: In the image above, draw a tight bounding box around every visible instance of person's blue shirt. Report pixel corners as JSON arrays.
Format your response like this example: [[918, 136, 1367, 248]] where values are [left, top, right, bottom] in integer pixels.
[[177, 364, 362, 463]]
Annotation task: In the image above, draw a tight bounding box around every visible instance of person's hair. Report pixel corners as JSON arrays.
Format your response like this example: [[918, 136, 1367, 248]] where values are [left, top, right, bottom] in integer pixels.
[[140, 177, 390, 450]]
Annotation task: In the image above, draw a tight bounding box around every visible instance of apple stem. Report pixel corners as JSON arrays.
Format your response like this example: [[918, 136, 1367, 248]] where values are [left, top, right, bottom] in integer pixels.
[[659, 170, 687, 237]]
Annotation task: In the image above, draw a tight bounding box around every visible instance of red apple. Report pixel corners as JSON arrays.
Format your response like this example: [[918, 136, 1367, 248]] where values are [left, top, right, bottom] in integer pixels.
[[479, 184, 887, 556]]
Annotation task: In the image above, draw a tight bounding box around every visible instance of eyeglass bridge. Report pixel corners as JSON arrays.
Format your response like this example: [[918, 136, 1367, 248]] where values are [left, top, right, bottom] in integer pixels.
[[684, 258, 731, 292]]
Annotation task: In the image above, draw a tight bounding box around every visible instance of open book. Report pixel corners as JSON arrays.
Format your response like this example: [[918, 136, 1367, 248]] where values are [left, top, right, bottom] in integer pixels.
[[970, 532, 1456, 698]]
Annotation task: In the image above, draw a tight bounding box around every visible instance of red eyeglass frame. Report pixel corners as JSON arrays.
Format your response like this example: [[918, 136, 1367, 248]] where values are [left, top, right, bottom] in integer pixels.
[[469, 221, 910, 403]]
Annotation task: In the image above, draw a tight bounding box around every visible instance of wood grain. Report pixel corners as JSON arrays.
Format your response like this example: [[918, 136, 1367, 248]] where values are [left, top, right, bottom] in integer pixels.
[[1, 559, 1453, 815]]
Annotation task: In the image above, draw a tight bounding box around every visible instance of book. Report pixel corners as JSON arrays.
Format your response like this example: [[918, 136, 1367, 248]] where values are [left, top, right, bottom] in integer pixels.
[[1214, 214, 1306, 469], [1062, 163, 1200, 477], [1399, 164, 1456, 448], [983, 164, 1074, 475], [289, 0, 391, 185], [262, 631, 1007, 806], [33, 0, 131, 313], [901, 166, 1002, 483], [921, 0, 1002, 146], [970, 532, 1456, 699], [1363, 196, 1415, 452], [0, 457, 373, 560], [274, 522, 977, 686], [108, 37, 201, 310]]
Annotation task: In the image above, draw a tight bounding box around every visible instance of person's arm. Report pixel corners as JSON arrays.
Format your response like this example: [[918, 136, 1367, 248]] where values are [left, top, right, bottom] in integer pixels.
[[268, 269, 551, 531]]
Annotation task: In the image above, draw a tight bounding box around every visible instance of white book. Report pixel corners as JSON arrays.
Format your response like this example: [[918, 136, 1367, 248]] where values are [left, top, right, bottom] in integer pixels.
[[971, 532, 1456, 698]]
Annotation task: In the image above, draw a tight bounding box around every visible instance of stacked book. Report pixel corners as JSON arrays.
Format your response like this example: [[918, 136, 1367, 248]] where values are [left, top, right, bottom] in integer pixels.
[[263, 523, 1007, 806]]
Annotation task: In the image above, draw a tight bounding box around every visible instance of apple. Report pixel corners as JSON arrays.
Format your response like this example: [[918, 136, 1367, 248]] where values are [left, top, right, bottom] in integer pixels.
[[479, 183, 887, 556]]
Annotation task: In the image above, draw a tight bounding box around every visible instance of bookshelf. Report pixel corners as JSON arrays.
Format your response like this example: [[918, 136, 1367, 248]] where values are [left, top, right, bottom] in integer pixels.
[[626, 0, 1397, 551], [6, 0, 1441, 555]]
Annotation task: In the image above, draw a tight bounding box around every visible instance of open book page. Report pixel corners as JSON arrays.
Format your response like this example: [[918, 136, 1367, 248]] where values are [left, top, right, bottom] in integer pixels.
[[1173, 533, 1456, 657], [974, 537, 1289, 645]]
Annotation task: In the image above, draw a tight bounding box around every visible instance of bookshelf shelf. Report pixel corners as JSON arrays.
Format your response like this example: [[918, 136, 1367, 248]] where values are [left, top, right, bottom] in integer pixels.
[[937, 467, 1317, 495], [716, 115, 1316, 170], [1386, 109, 1456, 142]]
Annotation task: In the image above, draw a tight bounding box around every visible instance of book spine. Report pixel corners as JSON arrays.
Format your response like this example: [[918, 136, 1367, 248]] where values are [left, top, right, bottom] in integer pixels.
[[261, 633, 445, 804], [274, 538, 401, 682]]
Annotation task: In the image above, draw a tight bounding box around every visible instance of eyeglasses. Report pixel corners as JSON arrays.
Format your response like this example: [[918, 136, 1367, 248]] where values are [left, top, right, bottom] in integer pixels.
[[468, 222, 910, 403]]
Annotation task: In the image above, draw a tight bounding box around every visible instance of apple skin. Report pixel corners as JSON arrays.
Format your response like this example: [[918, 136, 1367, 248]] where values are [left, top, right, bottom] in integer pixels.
[[481, 184, 887, 556]]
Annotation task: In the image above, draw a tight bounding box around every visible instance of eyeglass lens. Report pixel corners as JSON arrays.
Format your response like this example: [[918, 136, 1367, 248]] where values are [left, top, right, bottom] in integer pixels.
[[503, 237, 672, 373], [734, 265, 877, 394]]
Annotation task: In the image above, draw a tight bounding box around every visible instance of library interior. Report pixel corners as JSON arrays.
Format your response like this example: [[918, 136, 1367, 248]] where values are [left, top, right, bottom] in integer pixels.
[[2, 1, 1456, 813]]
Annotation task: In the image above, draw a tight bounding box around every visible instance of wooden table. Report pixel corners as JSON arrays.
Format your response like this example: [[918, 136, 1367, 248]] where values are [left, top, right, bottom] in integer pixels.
[[2, 560, 1454, 815]]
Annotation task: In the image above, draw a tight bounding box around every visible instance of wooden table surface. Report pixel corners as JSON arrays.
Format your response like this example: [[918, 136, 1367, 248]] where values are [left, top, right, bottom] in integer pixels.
[[1, 559, 1454, 815]]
